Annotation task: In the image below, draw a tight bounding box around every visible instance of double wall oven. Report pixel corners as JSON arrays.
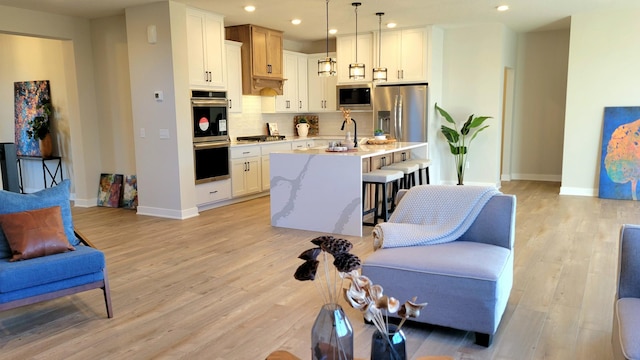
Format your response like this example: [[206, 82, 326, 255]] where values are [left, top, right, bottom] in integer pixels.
[[192, 90, 230, 184]]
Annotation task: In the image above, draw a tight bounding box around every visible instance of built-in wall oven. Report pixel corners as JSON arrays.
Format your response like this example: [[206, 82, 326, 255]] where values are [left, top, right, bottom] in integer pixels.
[[191, 90, 230, 184]]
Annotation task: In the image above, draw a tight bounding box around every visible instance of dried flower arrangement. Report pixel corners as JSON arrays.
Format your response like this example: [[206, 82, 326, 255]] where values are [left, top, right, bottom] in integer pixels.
[[342, 272, 427, 336], [294, 235, 362, 304], [294, 235, 427, 335]]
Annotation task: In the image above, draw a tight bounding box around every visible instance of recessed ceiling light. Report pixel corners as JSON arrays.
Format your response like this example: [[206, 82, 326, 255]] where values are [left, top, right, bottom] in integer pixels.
[[244, 5, 255, 12], [291, 19, 302, 25], [386, 22, 397, 29], [329, 29, 338, 35], [496, 5, 509, 11]]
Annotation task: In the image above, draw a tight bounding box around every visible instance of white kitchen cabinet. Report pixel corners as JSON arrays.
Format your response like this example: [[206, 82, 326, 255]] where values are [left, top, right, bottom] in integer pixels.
[[336, 33, 373, 84], [225, 40, 243, 113], [376, 27, 429, 83], [230, 146, 261, 197], [187, 8, 226, 89], [260, 142, 291, 191], [307, 53, 338, 112], [291, 139, 315, 150], [195, 179, 231, 206], [275, 51, 308, 113]]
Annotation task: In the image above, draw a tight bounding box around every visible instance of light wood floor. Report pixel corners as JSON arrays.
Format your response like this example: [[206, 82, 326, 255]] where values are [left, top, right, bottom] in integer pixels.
[[0, 181, 634, 359]]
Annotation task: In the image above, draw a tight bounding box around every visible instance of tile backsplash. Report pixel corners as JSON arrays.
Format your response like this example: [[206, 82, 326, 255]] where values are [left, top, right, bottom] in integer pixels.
[[228, 95, 373, 140]]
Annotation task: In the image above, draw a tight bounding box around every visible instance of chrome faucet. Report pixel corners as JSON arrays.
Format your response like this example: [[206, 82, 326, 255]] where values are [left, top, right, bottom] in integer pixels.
[[340, 119, 358, 148]]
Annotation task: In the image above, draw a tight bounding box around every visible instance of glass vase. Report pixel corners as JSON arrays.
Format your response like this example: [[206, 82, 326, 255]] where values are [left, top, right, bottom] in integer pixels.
[[370, 324, 406, 360], [311, 303, 354, 360]]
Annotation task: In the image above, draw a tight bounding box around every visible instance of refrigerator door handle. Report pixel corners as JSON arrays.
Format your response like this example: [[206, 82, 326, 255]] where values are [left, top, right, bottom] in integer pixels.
[[394, 94, 403, 141]]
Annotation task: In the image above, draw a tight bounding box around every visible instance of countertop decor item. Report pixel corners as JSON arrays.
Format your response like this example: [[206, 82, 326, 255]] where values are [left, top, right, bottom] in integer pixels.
[[370, 324, 406, 360], [294, 235, 362, 360], [436, 103, 491, 185], [294, 115, 319, 136], [342, 271, 426, 358]]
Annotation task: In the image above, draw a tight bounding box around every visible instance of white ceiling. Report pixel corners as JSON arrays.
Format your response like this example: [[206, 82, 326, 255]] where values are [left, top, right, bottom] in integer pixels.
[[1, 0, 639, 41]]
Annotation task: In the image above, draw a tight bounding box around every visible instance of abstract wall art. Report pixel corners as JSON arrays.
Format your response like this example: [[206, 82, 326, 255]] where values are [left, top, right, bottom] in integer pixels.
[[97, 173, 124, 208], [14, 80, 51, 157], [599, 106, 640, 200]]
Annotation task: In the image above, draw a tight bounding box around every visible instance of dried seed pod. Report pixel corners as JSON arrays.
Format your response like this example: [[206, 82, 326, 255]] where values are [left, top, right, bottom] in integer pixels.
[[294, 260, 319, 281], [310, 235, 335, 247], [332, 252, 361, 273], [321, 237, 353, 255], [298, 247, 322, 261]]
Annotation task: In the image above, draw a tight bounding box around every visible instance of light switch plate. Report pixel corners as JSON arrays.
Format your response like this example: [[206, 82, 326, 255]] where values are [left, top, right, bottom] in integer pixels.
[[159, 129, 169, 139], [154, 91, 163, 101]]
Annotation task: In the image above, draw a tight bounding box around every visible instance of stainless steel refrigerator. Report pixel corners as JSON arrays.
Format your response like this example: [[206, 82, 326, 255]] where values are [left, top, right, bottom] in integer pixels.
[[373, 83, 428, 142]]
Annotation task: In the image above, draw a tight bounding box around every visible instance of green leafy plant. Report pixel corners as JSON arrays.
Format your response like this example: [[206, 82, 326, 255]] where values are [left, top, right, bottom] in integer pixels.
[[435, 103, 491, 185], [298, 117, 308, 124], [26, 101, 53, 140], [374, 129, 384, 136]]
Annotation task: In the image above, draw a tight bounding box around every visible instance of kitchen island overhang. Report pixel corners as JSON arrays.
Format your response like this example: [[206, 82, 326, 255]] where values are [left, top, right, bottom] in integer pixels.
[[269, 142, 429, 237]]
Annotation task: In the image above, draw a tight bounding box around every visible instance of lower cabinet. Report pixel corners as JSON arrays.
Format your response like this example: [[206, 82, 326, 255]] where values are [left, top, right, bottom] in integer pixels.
[[195, 179, 231, 206], [291, 139, 315, 150], [231, 157, 261, 197], [230, 146, 262, 197]]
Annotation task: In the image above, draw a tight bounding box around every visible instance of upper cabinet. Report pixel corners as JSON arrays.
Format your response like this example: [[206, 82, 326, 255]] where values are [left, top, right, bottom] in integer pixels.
[[376, 27, 429, 83], [187, 8, 226, 89], [225, 40, 243, 113], [336, 33, 373, 84], [307, 53, 337, 112], [275, 51, 308, 113], [225, 24, 285, 95]]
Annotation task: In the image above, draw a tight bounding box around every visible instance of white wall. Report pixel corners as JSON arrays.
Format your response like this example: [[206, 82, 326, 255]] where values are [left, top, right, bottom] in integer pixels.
[[0, 34, 72, 192], [91, 15, 136, 176], [562, 9, 640, 196], [0, 5, 101, 203], [125, 1, 198, 219], [439, 24, 516, 186], [511, 30, 569, 182]]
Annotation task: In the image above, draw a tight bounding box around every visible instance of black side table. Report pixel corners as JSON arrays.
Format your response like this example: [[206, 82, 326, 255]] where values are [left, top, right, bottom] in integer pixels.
[[16, 156, 63, 193]]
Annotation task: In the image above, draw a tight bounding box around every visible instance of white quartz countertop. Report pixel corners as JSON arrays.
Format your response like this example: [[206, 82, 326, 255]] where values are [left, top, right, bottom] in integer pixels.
[[272, 141, 428, 159]]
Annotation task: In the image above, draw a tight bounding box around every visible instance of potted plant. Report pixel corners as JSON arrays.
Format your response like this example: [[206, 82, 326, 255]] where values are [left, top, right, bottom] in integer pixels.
[[26, 100, 53, 158], [374, 129, 386, 140], [435, 103, 491, 185]]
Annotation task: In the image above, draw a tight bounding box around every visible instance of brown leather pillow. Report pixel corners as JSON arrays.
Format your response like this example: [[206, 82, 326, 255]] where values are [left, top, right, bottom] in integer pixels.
[[0, 206, 75, 261]]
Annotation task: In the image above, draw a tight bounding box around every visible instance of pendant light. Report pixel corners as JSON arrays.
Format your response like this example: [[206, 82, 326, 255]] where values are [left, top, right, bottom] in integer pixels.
[[348, 2, 365, 80], [372, 12, 387, 82], [318, 0, 336, 76]]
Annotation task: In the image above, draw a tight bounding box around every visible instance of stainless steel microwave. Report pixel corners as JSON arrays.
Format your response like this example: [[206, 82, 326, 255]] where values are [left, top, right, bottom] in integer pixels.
[[336, 84, 373, 110]]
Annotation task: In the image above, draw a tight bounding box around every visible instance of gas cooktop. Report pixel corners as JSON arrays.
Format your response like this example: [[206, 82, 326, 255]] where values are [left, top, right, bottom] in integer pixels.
[[236, 135, 286, 142]]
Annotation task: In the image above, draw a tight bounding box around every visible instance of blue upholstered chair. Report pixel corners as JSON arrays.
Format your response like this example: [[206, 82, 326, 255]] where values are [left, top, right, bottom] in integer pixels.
[[612, 224, 640, 360], [0, 180, 113, 318]]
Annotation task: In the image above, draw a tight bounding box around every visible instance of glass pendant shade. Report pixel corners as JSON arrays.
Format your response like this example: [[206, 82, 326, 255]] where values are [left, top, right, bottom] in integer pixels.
[[349, 63, 365, 79], [318, 57, 336, 76], [373, 67, 387, 82], [349, 2, 363, 80], [319, 0, 336, 77], [373, 12, 387, 82]]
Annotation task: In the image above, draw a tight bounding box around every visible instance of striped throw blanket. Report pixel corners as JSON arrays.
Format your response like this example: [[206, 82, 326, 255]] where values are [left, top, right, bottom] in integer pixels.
[[372, 185, 500, 250]]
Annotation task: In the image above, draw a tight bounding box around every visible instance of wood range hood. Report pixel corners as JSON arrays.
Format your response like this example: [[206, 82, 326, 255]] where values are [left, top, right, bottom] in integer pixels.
[[225, 24, 286, 96]]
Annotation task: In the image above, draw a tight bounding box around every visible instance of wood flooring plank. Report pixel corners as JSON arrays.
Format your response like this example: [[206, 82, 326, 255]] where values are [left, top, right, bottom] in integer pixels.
[[0, 181, 634, 359]]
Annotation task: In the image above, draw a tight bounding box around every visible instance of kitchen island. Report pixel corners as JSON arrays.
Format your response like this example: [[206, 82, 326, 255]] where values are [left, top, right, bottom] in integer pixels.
[[269, 142, 428, 236]]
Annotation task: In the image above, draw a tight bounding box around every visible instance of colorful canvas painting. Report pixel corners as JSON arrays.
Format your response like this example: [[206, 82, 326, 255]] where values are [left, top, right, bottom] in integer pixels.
[[599, 106, 640, 200], [98, 173, 124, 207], [14, 80, 51, 156], [120, 175, 138, 209]]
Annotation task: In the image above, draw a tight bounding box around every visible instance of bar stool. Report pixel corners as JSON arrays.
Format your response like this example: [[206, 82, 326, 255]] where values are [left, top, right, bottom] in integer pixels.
[[381, 162, 419, 189], [362, 169, 404, 226], [402, 158, 431, 185]]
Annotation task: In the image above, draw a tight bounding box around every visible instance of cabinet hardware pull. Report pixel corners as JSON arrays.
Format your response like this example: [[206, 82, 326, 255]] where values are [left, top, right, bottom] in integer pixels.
[[299, 101, 302, 109], [229, 99, 232, 109], [209, 190, 218, 194], [243, 151, 250, 154]]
